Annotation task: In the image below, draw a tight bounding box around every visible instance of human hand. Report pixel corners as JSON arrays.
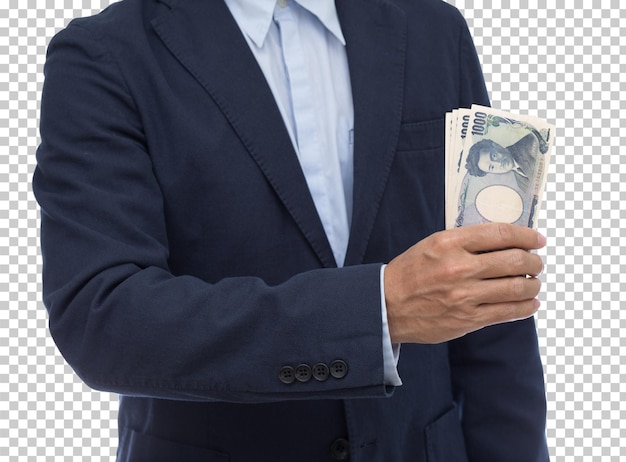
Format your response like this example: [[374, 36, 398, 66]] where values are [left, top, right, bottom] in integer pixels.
[[384, 223, 546, 344]]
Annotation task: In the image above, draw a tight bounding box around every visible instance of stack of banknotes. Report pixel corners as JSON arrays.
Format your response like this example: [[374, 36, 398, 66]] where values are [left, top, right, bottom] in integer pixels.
[[445, 105, 555, 230]]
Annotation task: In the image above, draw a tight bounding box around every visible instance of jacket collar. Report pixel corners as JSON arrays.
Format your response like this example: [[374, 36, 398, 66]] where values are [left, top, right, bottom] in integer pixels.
[[224, 0, 345, 48]]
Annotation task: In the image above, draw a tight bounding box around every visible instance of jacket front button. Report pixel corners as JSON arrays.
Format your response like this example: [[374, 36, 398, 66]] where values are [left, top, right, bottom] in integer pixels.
[[278, 366, 295, 384], [330, 438, 350, 460]]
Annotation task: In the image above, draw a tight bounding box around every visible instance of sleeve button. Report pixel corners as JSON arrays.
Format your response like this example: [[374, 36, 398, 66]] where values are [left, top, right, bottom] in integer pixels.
[[312, 363, 330, 381], [295, 364, 312, 382], [330, 360, 348, 379], [278, 366, 295, 384]]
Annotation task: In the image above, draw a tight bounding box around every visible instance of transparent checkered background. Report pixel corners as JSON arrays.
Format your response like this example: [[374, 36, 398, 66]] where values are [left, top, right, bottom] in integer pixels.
[[1, 0, 624, 460]]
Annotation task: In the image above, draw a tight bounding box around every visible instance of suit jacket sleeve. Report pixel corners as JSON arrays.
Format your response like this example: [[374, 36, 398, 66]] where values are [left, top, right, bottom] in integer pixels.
[[33, 21, 389, 403], [449, 19, 549, 462]]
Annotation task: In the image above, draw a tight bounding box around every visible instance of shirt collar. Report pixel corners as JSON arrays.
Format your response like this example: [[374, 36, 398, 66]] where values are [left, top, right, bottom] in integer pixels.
[[224, 0, 346, 48]]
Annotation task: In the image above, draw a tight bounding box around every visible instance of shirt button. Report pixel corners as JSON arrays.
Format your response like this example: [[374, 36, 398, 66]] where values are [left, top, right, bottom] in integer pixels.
[[330, 438, 350, 460], [278, 366, 295, 384], [330, 360, 348, 379], [277, 0, 288, 7], [312, 363, 330, 381], [295, 364, 312, 382]]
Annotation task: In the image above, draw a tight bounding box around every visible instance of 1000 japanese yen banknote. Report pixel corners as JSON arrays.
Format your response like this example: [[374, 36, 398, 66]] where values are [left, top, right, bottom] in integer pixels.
[[445, 105, 554, 230]]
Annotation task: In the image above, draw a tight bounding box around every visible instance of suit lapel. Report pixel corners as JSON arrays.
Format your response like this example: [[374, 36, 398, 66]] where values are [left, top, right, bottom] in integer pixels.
[[152, 0, 337, 268], [338, 0, 407, 266], [151, 0, 407, 268]]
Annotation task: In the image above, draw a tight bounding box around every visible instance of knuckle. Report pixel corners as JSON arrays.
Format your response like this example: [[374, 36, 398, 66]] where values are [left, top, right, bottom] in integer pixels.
[[448, 305, 478, 332], [448, 285, 471, 307], [508, 276, 541, 301], [510, 277, 528, 299], [508, 249, 528, 272], [495, 222, 514, 244], [432, 229, 457, 251], [469, 306, 489, 328], [443, 259, 473, 281]]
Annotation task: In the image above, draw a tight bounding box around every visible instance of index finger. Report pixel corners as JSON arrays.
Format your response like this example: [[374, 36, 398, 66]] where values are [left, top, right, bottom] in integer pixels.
[[459, 223, 546, 253]]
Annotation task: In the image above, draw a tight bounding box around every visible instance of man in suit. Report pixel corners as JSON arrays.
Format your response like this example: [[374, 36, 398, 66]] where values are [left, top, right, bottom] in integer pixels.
[[34, 0, 549, 460]]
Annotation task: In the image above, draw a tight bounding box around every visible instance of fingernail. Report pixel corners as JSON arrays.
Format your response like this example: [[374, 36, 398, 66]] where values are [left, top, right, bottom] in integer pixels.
[[534, 299, 541, 310]]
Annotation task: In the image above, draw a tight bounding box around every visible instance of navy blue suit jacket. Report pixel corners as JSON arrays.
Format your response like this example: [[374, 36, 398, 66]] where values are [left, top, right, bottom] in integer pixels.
[[34, 0, 549, 460]]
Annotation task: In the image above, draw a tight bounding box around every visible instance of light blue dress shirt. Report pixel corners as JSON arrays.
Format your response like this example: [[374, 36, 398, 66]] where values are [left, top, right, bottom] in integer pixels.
[[224, 0, 401, 386]]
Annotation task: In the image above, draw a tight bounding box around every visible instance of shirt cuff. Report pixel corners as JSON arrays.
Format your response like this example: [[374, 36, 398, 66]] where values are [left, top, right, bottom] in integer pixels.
[[380, 264, 402, 386]]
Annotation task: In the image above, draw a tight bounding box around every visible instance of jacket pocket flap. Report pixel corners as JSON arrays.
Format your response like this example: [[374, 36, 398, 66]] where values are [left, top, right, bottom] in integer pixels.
[[118, 429, 229, 462], [425, 404, 469, 462], [396, 118, 445, 152]]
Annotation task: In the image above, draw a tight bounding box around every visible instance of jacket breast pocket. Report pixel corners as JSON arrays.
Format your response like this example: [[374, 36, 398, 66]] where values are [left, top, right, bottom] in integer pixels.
[[384, 118, 446, 237], [396, 118, 445, 153], [424, 404, 469, 462], [117, 429, 229, 462]]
